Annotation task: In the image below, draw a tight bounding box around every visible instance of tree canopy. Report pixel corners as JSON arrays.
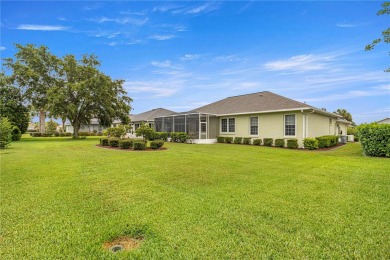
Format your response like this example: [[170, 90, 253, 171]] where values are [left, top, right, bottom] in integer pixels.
[[334, 108, 353, 123], [0, 73, 30, 133]]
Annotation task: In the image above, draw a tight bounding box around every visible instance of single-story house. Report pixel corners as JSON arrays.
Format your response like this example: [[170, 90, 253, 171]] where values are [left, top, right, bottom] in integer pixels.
[[129, 108, 175, 133], [154, 91, 351, 147], [376, 118, 390, 124], [65, 118, 107, 133]]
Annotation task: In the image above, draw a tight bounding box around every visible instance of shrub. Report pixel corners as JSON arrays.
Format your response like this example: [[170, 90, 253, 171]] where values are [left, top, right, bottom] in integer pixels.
[[119, 139, 132, 149], [11, 126, 22, 141], [107, 125, 128, 139], [96, 132, 103, 136], [171, 132, 188, 143], [263, 138, 273, 146], [217, 136, 225, 143], [133, 141, 146, 150], [31, 132, 42, 137], [150, 140, 165, 149], [41, 133, 52, 137], [64, 132, 72, 137], [100, 138, 109, 146], [275, 139, 285, 147], [316, 136, 338, 148], [156, 132, 169, 141], [253, 139, 262, 145], [109, 138, 120, 147], [54, 131, 60, 137], [0, 117, 13, 149], [287, 139, 298, 149], [45, 120, 58, 135], [358, 123, 390, 157], [303, 138, 319, 150], [243, 137, 251, 145], [234, 137, 243, 144], [78, 132, 91, 136], [135, 123, 154, 141], [225, 137, 233, 143]]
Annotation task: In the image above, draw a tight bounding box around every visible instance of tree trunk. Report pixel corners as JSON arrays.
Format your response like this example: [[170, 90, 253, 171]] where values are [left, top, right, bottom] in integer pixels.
[[61, 116, 66, 132], [72, 120, 79, 138], [39, 109, 46, 133]]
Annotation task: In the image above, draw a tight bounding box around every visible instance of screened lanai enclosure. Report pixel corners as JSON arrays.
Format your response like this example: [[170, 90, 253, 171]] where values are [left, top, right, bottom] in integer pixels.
[[154, 113, 218, 143]]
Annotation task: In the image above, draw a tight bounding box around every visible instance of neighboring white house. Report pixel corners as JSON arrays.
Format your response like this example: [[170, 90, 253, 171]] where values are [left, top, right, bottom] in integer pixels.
[[154, 91, 352, 146], [376, 118, 390, 124]]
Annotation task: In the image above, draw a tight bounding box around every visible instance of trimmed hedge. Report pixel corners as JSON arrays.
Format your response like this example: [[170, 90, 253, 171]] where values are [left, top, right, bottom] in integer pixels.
[[11, 126, 22, 141], [358, 123, 390, 157], [234, 137, 243, 144], [225, 137, 233, 143], [119, 139, 133, 149], [100, 138, 109, 146], [287, 139, 298, 149], [150, 140, 165, 149], [171, 132, 188, 143], [263, 138, 273, 147], [151, 132, 169, 141], [316, 135, 338, 148], [133, 141, 146, 150], [243, 137, 251, 145], [109, 138, 120, 147], [217, 136, 225, 143], [253, 139, 262, 145], [303, 138, 319, 150], [275, 139, 285, 147]]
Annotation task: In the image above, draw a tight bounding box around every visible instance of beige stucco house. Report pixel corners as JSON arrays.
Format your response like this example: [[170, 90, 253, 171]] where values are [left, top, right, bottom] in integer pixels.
[[154, 91, 351, 147], [376, 118, 390, 124]]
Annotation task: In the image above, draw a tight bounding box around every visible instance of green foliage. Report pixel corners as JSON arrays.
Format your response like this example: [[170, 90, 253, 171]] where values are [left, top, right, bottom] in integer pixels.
[[106, 125, 128, 139], [0, 73, 30, 134], [0, 117, 13, 149], [224, 137, 233, 143], [11, 126, 22, 141], [100, 138, 109, 146], [150, 140, 165, 149], [217, 136, 225, 143], [108, 138, 119, 147], [156, 132, 169, 141], [334, 109, 353, 123], [263, 138, 273, 147], [243, 137, 251, 145], [316, 136, 338, 148], [253, 139, 262, 145], [357, 123, 390, 157], [133, 141, 146, 150], [234, 137, 243, 144], [347, 127, 357, 136], [135, 123, 154, 141], [119, 139, 132, 149], [170, 132, 188, 143], [275, 139, 285, 147], [303, 138, 319, 150], [45, 120, 58, 135], [287, 139, 298, 149]]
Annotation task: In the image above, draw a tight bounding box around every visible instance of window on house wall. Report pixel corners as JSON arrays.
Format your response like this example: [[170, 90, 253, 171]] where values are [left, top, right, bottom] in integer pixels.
[[285, 114, 296, 136], [221, 118, 235, 133], [250, 117, 258, 135], [221, 118, 228, 132], [228, 118, 235, 132]]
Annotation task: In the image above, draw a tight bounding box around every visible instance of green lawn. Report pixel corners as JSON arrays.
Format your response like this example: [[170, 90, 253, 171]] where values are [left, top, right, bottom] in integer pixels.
[[1, 135, 389, 259]]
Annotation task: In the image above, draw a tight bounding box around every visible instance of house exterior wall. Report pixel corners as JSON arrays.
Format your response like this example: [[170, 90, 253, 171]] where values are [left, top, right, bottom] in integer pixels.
[[65, 124, 105, 133], [208, 116, 218, 139], [307, 113, 334, 137]]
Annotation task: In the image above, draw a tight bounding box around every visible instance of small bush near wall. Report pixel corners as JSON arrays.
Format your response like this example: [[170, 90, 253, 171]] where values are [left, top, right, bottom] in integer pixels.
[[150, 140, 165, 149], [109, 139, 120, 147], [171, 132, 188, 143], [100, 138, 109, 146], [225, 137, 233, 143], [54, 131, 60, 137], [275, 139, 285, 147], [133, 141, 146, 150], [303, 138, 319, 150], [119, 139, 132, 149], [217, 136, 225, 143], [156, 132, 169, 141], [287, 139, 298, 149], [234, 137, 243, 144], [243, 138, 251, 145], [263, 138, 273, 146], [358, 123, 390, 157], [316, 136, 338, 148], [253, 139, 262, 145], [41, 133, 52, 137]]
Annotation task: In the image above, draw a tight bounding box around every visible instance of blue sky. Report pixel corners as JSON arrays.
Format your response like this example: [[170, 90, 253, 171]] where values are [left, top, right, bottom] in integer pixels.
[[1, 1, 389, 124]]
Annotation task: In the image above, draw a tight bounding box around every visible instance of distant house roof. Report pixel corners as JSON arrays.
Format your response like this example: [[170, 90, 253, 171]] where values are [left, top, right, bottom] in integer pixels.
[[130, 108, 176, 122], [190, 91, 341, 117], [377, 117, 390, 124]]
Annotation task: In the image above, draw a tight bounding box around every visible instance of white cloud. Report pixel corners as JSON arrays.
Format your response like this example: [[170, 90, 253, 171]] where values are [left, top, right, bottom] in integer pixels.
[[148, 34, 176, 40], [264, 54, 336, 72], [124, 81, 181, 98], [17, 24, 70, 31], [88, 17, 148, 26], [173, 2, 221, 15], [57, 17, 69, 21], [180, 54, 200, 61], [336, 22, 361, 28], [151, 60, 173, 68], [0, 46, 5, 51], [215, 55, 243, 62]]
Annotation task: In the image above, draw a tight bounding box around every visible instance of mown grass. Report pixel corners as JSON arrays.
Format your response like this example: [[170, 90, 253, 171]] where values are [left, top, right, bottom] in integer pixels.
[[0, 135, 389, 259]]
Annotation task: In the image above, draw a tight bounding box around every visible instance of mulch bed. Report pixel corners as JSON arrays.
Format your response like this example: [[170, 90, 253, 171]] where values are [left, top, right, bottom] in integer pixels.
[[96, 144, 168, 152], [217, 142, 346, 151]]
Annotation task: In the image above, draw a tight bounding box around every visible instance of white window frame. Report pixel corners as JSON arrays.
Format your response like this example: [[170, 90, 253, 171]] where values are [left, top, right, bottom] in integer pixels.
[[220, 117, 235, 134], [249, 116, 259, 136], [284, 114, 296, 137]]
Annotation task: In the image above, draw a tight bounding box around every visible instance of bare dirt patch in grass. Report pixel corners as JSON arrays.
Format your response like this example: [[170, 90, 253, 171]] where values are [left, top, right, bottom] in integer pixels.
[[103, 236, 144, 252]]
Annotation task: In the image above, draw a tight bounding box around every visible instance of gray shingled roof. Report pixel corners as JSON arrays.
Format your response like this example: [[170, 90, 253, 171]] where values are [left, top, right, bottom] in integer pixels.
[[189, 91, 316, 115], [130, 108, 176, 122]]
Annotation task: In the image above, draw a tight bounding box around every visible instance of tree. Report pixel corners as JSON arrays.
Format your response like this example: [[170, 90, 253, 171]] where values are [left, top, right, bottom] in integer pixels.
[[106, 125, 128, 139], [45, 119, 58, 135], [4, 44, 60, 132], [135, 123, 154, 141], [0, 73, 30, 133], [334, 108, 353, 124], [365, 2, 390, 72], [49, 54, 132, 138], [0, 117, 13, 149]]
